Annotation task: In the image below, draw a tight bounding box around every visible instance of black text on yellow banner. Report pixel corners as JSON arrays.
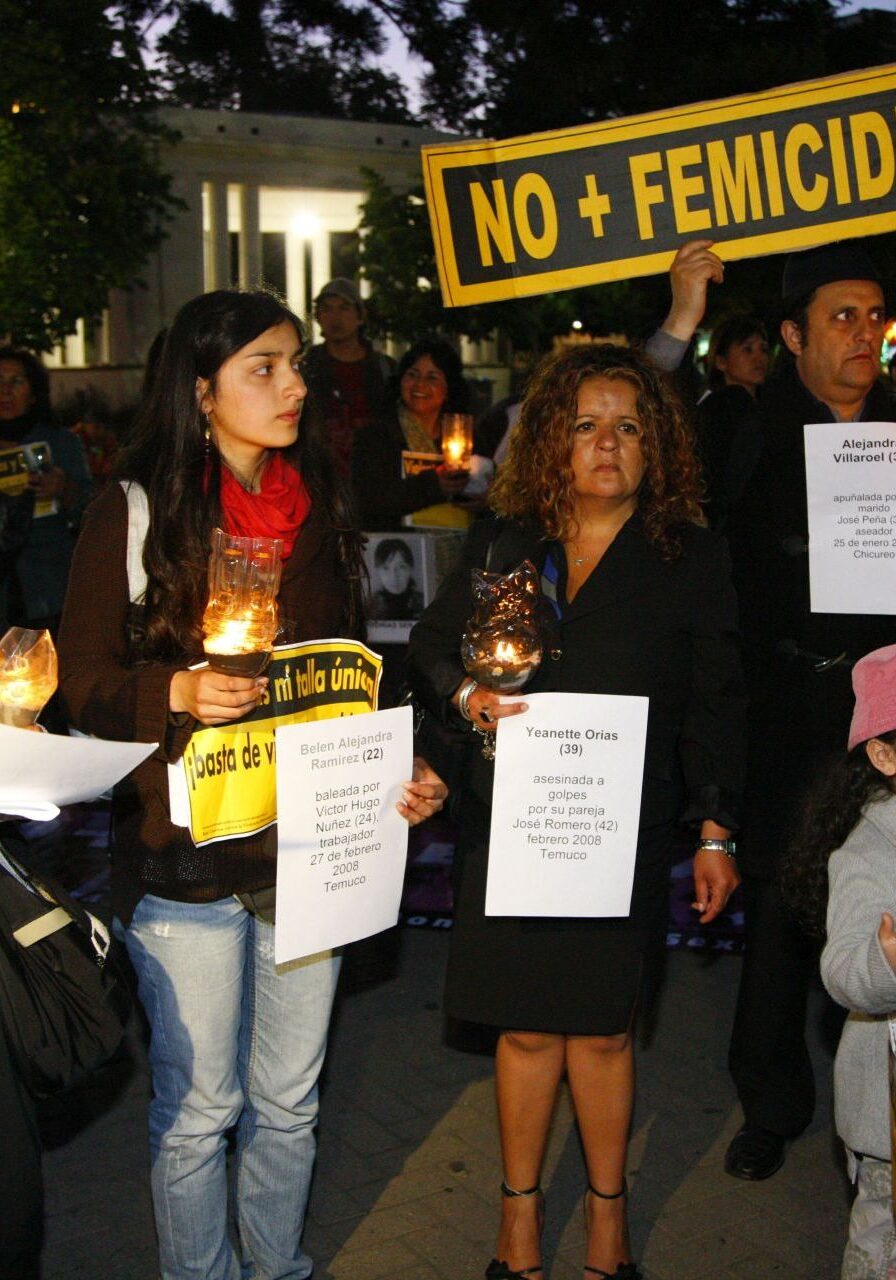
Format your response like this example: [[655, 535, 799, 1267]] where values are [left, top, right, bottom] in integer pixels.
[[422, 65, 896, 306]]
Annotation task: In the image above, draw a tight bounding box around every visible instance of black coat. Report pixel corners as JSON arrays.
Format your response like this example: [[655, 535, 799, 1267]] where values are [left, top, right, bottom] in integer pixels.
[[408, 512, 745, 836], [406, 511, 746, 1033], [727, 362, 896, 875], [695, 384, 763, 531]]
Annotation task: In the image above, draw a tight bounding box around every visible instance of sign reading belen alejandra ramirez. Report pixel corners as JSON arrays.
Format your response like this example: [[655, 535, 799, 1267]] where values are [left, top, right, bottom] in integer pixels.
[[422, 64, 896, 306]]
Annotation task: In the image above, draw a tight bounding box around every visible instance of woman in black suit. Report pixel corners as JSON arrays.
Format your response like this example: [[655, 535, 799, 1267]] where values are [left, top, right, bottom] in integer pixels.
[[407, 344, 745, 1280]]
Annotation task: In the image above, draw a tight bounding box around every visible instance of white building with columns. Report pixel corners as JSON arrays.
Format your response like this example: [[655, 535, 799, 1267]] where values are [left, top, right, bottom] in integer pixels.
[[47, 108, 498, 408]]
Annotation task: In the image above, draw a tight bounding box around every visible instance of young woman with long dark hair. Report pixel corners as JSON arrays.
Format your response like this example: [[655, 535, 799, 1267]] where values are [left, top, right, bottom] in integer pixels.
[[57, 289, 445, 1280]]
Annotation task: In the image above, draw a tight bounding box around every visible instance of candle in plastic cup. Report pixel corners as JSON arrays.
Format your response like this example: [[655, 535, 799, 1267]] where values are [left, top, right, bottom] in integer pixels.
[[441, 413, 473, 471], [0, 628, 57, 727], [202, 529, 282, 676]]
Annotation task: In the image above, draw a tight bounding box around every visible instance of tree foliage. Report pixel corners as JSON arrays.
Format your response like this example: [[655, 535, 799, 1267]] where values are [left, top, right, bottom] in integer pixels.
[[128, 0, 410, 119], [0, 0, 178, 351], [381, 0, 892, 136]]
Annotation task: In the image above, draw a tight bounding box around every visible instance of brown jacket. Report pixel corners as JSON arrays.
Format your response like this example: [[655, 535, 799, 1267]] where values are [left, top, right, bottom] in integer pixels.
[[58, 481, 353, 924]]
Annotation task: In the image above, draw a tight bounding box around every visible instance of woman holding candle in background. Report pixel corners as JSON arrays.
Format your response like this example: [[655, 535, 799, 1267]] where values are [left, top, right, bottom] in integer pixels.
[[408, 343, 745, 1280], [57, 289, 446, 1280], [350, 336, 479, 531]]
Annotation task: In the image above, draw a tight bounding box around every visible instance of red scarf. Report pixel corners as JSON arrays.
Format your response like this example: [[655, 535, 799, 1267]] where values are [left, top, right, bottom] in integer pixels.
[[217, 452, 311, 559]]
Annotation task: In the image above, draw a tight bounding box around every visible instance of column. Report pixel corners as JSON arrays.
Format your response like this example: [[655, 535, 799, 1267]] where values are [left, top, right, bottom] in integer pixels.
[[206, 181, 230, 290], [285, 232, 305, 321], [238, 184, 262, 288]]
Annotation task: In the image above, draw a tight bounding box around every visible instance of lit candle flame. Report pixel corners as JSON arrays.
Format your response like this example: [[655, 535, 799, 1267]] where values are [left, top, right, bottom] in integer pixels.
[[494, 640, 521, 663], [204, 613, 267, 655], [444, 436, 466, 465]]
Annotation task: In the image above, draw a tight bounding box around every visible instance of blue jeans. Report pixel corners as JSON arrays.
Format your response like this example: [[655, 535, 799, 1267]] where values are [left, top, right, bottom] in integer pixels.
[[123, 894, 340, 1280]]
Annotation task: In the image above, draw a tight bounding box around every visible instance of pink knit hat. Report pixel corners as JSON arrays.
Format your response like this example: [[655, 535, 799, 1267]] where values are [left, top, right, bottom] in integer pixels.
[[848, 644, 896, 750]]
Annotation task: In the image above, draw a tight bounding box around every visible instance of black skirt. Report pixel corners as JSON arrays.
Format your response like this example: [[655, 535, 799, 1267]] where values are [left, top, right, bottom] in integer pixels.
[[445, 805, 675, 1036]]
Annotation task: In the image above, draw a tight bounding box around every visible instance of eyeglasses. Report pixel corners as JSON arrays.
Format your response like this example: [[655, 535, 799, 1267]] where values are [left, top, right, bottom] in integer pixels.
[[0, 376, 28, 391]]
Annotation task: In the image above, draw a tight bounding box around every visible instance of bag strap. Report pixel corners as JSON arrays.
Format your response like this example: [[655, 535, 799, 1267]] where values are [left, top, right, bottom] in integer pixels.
[[120, 480, 149, 604], [14, 907, 72, 947], [0, 843, 110, 964]]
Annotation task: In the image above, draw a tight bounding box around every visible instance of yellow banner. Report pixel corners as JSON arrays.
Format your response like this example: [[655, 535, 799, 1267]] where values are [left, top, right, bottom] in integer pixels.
[[176, 639, 382, 847], [422, 64, 896, 306]]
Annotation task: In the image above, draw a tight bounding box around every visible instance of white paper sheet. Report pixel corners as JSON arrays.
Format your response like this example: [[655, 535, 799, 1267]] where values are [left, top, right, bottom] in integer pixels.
[[486, 692, 648, 917], [0, 724, 157, 821], [804, 421, 896, 615], [274, 706, 413, 964]]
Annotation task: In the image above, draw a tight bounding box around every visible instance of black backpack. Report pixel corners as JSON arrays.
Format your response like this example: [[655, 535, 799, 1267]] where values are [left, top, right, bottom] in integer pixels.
[[0, 841, 132, 1097]]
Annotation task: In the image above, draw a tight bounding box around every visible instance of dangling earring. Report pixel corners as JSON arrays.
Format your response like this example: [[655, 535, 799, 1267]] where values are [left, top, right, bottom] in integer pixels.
[[203, 414, 212, 455]]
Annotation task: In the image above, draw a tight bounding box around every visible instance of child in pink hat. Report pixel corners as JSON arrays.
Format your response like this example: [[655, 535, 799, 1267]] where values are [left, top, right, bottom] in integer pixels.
[[785, 643, 896, 1277]]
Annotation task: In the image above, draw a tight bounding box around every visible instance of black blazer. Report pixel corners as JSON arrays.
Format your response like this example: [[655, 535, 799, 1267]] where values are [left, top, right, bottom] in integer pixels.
[[407, 512, 745, 832]]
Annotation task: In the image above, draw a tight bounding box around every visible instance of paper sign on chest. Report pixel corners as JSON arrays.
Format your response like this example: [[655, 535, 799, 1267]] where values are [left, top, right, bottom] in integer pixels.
[[274, 705, 413, 964], [804, 421, 896, 615], [486, 692, 648, 918]]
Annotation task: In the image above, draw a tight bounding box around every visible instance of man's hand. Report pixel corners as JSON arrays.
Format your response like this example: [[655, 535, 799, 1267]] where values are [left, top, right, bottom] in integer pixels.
[[661, 240, 725, 342]]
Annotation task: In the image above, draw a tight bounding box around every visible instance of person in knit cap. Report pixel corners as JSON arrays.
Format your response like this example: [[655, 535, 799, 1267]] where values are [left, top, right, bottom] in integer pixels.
[[301, 277, 395, 478], [784, 642, 896, 1277]]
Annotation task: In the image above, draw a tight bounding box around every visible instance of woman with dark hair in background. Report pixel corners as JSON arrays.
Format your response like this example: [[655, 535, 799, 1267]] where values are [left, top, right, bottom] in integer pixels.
[[57, 290, 446, 1280], [694, 317, 769, 529], [0, 346, 92, 631], [350, 336, 472, 530], [409, 343, 744, 1280]]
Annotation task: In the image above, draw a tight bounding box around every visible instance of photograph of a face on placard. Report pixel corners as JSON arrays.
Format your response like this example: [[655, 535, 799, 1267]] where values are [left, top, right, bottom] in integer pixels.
[[364, 535, 426, 643], [363, 530, 465, 645]]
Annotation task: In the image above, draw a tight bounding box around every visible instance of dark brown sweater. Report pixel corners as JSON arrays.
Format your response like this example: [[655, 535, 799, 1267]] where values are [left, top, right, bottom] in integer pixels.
[[58, 482, 353, 925]]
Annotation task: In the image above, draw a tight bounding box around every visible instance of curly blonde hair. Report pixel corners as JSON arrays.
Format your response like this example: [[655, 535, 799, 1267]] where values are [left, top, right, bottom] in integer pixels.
[[490, 343, 704, 559]]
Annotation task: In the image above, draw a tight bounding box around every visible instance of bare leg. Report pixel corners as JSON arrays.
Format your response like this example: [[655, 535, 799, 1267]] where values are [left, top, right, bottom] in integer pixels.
[[493, 1030, 566, 1271], [566, 1032, 634, 1276]]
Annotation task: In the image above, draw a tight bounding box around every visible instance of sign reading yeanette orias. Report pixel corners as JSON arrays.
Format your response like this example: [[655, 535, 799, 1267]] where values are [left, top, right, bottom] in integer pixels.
[[423, 65, 896, 306]]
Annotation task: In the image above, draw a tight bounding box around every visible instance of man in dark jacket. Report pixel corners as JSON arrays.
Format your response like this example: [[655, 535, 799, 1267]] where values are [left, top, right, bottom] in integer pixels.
[[302, 278, 395, 478], [649, 239, 894, 1180], [724, 242, 893, 1180]]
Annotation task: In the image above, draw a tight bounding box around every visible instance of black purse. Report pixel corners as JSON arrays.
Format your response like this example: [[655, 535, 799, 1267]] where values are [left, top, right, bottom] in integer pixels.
[[0, 842, 132, 1097]]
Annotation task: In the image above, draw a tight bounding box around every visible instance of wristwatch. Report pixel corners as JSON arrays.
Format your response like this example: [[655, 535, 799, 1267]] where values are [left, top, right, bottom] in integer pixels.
[[696, 838, 736, 857]]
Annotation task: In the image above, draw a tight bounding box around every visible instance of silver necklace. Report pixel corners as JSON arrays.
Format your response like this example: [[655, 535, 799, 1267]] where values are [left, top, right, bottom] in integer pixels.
[[570, 549, 601, 566]]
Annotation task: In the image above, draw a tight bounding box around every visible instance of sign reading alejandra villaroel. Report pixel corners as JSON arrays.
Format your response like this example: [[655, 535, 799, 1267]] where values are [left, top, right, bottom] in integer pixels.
[[422, 64, 896, 306]]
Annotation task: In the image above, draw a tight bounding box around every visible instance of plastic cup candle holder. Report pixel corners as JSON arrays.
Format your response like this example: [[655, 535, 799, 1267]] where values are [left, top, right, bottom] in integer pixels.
[[441, 413, 474, 471], [202, 529, 283, 678], [460, 560, 544, 757], [0, 627, 57, 728]]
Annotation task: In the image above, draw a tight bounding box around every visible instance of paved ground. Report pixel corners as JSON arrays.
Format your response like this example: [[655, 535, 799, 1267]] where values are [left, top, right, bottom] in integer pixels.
[[38, 928, 850, 1280]]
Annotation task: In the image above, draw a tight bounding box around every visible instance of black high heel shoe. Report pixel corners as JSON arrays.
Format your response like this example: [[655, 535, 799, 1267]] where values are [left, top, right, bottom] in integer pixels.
[[485, 1180, 545, 1279], [583, 1180, 643, 1280]]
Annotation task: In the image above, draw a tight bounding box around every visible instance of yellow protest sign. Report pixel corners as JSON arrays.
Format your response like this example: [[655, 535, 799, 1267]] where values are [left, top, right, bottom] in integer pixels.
[[0, 441, 56, 517], [173, 638, 382, 847], [422, 63, 896, 306]]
